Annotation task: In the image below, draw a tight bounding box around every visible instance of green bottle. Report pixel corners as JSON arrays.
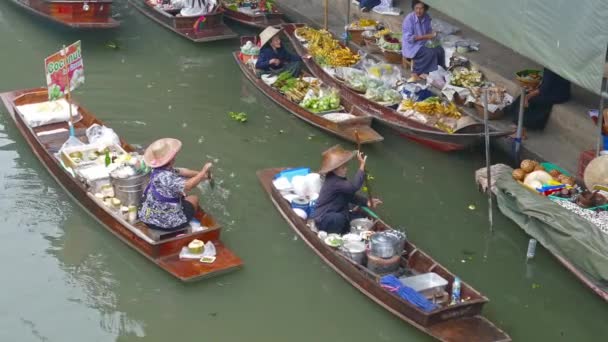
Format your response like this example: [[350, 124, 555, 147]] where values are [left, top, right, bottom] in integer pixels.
[[104, 150, 111, 167]]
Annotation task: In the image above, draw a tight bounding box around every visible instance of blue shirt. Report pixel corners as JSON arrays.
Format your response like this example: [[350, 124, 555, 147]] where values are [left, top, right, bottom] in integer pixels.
[[255, 45, 300, 71], [312, 170, 368, 221], [402, 12, 432, 58]]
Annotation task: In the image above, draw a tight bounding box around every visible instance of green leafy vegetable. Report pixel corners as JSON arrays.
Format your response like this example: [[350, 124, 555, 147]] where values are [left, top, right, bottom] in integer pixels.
[[228, 111, 248, 123]]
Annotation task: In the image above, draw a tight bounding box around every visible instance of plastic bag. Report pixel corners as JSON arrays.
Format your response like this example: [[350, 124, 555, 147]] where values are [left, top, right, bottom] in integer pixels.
[[202, 241, 216, 257], [86, 124, 120, 147], [365, 63, 402, 88], [59, 135, 85, 155], [426, 66, 450, 89]]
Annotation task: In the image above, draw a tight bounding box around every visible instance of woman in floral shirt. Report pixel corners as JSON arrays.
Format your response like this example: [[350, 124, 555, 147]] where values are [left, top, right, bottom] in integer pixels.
[[139, 138, 213, 231]]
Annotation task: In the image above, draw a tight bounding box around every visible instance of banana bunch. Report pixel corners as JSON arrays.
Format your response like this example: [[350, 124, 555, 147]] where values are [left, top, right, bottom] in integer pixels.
[[399, 97, 461, 118], [295, 27, 317, 41], [374, 28, 391, 38], [305, 28, 360, 67]]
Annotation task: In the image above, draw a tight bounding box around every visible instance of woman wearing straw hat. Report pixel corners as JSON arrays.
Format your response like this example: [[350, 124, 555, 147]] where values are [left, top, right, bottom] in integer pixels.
[[311, 145, 382, 234], [138, 138, 213, 231], [255, 26, 302, 77]]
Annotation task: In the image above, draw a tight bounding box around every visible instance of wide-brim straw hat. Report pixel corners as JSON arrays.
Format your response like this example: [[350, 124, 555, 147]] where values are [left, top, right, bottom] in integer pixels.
[[259, 26, 282, 47], [143, 138, 182, 168], [318, 145, 356, 174]]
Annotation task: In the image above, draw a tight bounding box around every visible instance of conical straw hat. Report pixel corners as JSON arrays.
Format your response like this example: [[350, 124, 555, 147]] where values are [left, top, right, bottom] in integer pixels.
[[259, 26, 282, 47], [318, 145, 356, 174], [143, 138, 182, 168]]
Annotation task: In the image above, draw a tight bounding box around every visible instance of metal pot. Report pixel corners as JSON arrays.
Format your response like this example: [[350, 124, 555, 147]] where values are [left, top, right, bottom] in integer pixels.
[[369, 232, 400, 259], [340, 241, 366, 265], [350, 218, 374, 234], [384, 229, 407, 253]]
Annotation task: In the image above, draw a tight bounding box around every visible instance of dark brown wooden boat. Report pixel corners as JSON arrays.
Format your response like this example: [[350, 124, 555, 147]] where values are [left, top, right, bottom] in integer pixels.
[[221, 1, 285, 28], [257, 167, 511, 342], [1, 88, 243, 282], [129, 0, 237, 43], [234, 37, 383, 145], [282, 24, 514, 152], [9, 0, 119, 29]]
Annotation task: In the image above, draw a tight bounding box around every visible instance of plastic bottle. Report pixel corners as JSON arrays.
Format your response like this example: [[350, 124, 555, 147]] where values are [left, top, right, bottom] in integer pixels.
[[450, 277, 461, 305], [104, 150, 111, 167], [526, 238, 537, 260]]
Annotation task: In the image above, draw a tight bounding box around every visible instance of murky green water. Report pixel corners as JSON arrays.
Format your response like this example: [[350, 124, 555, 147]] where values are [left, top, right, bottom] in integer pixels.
[[0, 1, 607, 341]]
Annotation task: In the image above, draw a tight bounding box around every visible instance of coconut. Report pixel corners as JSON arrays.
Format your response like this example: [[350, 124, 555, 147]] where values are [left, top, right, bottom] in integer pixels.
[[188, 239, 205, 254], [512, 168, 526, 181], [549, 169, 561, 179], [520, 159, 535, 173]]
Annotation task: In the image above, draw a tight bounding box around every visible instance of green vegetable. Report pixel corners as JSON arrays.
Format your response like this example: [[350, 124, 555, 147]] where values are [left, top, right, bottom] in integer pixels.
[[228, 111, 248, 123]]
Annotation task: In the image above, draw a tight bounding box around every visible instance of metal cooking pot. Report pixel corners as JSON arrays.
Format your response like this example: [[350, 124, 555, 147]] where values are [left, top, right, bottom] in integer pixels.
[[384, 229, 407, 253], [369, 232, 400, 259], [340, 241, 366, 265], [350, 218, 374, 234]]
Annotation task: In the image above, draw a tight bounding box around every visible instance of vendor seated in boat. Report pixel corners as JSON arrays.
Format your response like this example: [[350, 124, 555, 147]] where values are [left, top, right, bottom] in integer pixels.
[[169, 0, 215, 17], [311, 145, 382, 234], [255, 26, 302, 77], [139, 138, 213, 231], [401, 0, 445, 82]]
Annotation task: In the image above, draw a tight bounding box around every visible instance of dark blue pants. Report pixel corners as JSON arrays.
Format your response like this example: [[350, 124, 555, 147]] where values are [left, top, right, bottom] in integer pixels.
[[360, 0, 381, 10], [315, 211, 365, 234], [413, 46, 445, 75]]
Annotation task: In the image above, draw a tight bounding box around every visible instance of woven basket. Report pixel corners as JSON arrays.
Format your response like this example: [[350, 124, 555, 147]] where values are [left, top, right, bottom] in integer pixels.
[[515, 69, 542, 89], [347, 29, 365, 45], [382, 50, 402, 64], [473, 103, 504, 120]]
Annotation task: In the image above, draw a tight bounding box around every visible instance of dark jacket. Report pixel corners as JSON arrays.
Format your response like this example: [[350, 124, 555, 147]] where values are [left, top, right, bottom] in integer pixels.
[[255, 45, 300, 71], [312, 170, 368, 221]]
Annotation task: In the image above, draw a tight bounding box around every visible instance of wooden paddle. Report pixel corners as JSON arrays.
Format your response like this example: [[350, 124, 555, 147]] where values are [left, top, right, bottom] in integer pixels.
[[207, 169, 215, 189], [355, 130, 373, 204]]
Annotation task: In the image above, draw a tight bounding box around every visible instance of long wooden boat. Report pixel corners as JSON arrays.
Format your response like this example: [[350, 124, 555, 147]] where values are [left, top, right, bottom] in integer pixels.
[[9, 0, 119, 29], [282, 24, 513, 152], [221, 2, 285, 28], [234, 38, 383, 145], [129, 0, 237, 43], [1, 88, 243, 282], [258, 167, 511, 342]]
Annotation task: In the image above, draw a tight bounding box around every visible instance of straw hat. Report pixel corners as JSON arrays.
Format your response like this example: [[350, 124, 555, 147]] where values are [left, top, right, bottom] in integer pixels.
[[259, 26, 282, 47], [318, 145, 356, 174], [143, 138, 182, 168]]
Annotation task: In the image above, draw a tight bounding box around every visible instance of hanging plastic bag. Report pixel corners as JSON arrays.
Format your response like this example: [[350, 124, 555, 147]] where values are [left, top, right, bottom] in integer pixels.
[[86, 124, 120, 147], [426, 66, 450, 89]]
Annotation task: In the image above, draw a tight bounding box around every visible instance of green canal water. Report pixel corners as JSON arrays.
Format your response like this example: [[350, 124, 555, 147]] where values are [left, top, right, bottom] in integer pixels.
[[0, 1, 607, 341]]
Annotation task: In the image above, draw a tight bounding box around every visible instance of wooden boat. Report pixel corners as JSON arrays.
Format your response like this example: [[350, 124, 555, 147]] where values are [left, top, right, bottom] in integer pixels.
[[234, 37, 383, 145], [257, 167, 511, 342], [9, 0, 119, 29], [0, 88, 243, 282], [221, 1, 285, 28], [282, 24, 514, 152], [129, 0, 237, 43]]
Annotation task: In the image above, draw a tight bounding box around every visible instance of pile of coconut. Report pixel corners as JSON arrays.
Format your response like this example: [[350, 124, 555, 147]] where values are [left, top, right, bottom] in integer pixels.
[[511, 159, 576, 190]]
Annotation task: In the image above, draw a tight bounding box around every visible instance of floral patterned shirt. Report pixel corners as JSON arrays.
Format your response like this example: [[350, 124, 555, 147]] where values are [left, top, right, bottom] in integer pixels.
[[139, 168, 187, 229]]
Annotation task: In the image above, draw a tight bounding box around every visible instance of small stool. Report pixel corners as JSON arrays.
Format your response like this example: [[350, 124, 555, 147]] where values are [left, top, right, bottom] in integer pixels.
[[402, 57, 414, 72]]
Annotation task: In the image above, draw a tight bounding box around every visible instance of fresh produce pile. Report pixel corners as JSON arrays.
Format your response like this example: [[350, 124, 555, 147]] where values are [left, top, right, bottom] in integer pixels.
[[378, 34, 401, 51], [272, 71, 322, 103], [374, 28, 391, 38], [342, 69, 384, 92], [300, 88, 341, 113], [512, 159, 577, 196], [348, 19, 377, 29], [240, 41, 260, 56], [364, 87, 402, 104], [295, 27, 360, 67], [449, 68, 483, 88], [399, 97, 461, 118]]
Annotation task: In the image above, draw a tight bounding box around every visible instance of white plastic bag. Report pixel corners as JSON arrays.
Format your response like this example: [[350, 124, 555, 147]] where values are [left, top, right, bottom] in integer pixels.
[[427, 66, 450, 89], [202, 241, 216, 257], [86, 124, 120, 147]]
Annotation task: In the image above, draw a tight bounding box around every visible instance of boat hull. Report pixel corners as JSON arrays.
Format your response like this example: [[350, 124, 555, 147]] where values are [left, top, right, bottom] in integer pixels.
[[233, 50, 383, 144], [129, 0, 237, 43], [9, 0, 119, 28], [222, 5, 285, 28], [1, 88, 243, 282], [282, 24, 512, 152]]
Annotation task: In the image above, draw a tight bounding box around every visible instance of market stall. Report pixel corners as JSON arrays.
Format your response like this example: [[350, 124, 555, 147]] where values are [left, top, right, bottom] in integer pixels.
[[491, 161, 608, 300]]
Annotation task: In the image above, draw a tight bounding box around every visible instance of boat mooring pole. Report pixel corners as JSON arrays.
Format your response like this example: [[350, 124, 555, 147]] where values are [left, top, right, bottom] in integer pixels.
[[324, 0, 329, 30], [483, 89, 494, 232], [62, 45, 75, 137], [345, 0, 351, 45], [596, 78, 608, 156], [514, 86, 526, 164]]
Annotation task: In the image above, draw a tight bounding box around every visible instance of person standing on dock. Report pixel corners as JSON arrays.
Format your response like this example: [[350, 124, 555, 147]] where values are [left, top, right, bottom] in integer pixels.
[[311, 145, 382, 234], [255, 26, 302, 77], [401, 0, 445, 82]]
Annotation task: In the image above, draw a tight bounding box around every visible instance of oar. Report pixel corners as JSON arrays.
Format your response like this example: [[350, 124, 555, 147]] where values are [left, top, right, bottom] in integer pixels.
[[361, 206, 380, 220], [355, 130, 374, 203], [207, 169, 215, 190]]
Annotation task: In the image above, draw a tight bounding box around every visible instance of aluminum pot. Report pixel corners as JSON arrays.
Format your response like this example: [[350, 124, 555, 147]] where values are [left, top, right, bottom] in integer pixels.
[[384, 229, 407, 254], [350, 218, 374, 234], [340, 241, 366, 265], [369, 232, 400, 259]]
